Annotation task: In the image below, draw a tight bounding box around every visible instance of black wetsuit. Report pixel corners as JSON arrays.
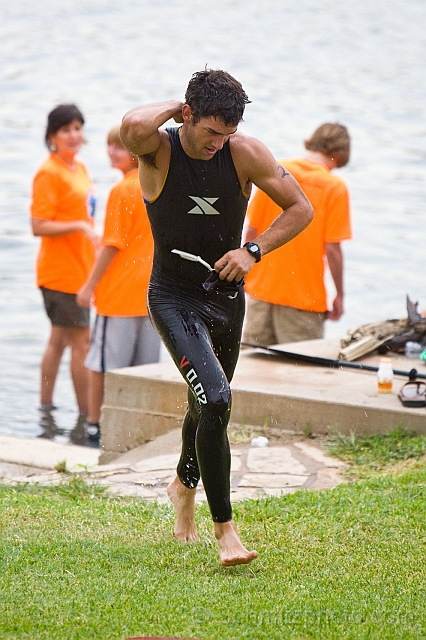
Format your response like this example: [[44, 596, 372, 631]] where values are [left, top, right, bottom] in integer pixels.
[[147, 127, 248, 522]]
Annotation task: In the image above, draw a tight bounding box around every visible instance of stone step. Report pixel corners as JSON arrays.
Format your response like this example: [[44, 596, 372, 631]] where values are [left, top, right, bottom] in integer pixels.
[[100, 406, 184, 460]]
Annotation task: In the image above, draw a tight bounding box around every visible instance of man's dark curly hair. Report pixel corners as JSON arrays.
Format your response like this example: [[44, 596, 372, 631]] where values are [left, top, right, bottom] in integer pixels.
[[184, 69, 251, 126]]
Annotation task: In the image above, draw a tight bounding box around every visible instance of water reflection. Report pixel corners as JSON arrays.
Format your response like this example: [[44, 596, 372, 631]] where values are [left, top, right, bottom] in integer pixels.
[[37, 407, 65, 441], [37, 408, 99, 448]]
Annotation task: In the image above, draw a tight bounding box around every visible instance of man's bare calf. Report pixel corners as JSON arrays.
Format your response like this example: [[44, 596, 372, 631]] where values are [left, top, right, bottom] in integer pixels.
[[167, 475, 198, 541]]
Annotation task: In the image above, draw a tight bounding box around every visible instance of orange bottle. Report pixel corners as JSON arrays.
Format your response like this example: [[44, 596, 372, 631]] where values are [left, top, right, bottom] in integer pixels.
[[377, 358, 393, 393]]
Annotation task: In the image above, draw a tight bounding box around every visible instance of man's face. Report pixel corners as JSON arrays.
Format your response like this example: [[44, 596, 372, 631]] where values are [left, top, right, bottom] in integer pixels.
[[184, 114, 238, 161]]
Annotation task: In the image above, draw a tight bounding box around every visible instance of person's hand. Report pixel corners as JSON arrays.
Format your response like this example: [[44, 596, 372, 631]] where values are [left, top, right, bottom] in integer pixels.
[[76, 283, 93, 309], [326, 295, 344, 321], [173, 103, 184, 124], [79, 221, 101, 249], [214, 247, 257, 282]]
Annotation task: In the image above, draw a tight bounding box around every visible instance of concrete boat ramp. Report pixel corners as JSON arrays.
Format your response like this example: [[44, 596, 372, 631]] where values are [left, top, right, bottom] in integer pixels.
[[100, 338, 426, 463]]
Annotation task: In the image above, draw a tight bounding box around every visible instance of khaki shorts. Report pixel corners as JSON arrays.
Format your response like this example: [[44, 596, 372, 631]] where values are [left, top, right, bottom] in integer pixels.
[[85, 314, 161, 373], [242, 297, 326, 346], [40, 286, 90, 328]]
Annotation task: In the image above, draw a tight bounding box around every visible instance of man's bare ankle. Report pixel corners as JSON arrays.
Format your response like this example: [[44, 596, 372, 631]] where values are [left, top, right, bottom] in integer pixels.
[[167, 476, 198, 541], [214, 520, 258, 566]]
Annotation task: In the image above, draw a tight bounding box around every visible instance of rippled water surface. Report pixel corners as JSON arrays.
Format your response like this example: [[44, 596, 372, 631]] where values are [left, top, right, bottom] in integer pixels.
[[1, 0, 425, 439]]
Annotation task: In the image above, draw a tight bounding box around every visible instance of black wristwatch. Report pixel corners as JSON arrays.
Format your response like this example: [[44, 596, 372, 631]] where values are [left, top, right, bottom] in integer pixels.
[[243, 241, 261, 263]]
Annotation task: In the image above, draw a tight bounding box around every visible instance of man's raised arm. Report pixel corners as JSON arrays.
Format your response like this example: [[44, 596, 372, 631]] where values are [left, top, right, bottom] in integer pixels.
[[120, 101, 184, 157]]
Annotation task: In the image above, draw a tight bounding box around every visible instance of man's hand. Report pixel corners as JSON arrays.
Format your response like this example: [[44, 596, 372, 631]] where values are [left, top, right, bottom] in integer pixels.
[[121, 100, 184, 157], [214, 247, 257, 282], [76, 283, 94, 309], [79, 221, 101, 249], [173, 108, 184, 124], [326, 294, 344, 321]]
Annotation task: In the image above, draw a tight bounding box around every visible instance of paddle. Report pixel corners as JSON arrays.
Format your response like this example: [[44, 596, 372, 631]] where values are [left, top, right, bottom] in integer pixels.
[[241, 342, 426, 380]]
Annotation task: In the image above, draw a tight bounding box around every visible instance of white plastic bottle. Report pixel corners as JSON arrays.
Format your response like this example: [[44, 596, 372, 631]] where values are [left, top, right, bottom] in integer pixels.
[[377, 358, 393, 393]]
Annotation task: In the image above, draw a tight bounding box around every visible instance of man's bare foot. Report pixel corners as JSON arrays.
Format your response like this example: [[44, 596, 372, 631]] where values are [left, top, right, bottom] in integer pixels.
[[167, 475, 198, 541], [214, 520, 258, 566]]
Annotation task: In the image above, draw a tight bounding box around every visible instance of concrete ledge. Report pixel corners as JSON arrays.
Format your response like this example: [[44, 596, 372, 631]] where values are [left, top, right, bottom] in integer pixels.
[[100, 369, 187, 462], [100, 339, 426, 461], [0, 435, 100, 471], [101, 407, 184, 454]]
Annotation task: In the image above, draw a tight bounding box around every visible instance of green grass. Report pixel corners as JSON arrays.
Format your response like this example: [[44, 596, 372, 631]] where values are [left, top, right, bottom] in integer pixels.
[[325, 426, 426, 478], [1, 466, 426, 640]]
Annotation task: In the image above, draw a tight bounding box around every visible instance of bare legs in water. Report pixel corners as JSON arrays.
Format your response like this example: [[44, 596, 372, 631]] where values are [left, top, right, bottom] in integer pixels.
[[167, 475, 258, 566]]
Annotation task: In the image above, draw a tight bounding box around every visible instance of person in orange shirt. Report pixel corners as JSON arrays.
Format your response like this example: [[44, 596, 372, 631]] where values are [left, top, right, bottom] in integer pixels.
[[30, 104, 100, 417], [77, 126, 160, 442], [243, 123, 352, 346]]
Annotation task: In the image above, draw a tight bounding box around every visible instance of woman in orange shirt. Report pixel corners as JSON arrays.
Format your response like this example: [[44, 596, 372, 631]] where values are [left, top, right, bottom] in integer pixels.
[[30, 104, 100, 416]]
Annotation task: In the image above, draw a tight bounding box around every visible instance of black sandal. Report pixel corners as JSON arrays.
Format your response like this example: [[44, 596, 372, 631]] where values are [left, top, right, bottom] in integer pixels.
[[398, 381, 426, 407]]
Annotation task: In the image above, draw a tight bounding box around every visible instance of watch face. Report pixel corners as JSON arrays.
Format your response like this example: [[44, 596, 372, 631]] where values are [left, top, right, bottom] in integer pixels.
[[244, 242, 261, 262]]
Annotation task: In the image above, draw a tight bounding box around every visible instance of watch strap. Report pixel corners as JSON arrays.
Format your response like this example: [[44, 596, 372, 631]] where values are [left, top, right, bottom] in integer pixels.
[[243, 241, 262, 263]]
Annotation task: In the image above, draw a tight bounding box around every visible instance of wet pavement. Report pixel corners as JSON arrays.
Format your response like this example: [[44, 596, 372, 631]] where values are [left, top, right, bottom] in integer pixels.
[[0, 429, 347, 499]]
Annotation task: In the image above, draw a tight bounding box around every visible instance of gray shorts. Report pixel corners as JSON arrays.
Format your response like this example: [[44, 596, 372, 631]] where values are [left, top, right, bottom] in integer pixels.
[[40, 287, 90, 328], [85, 314, 161, 373]]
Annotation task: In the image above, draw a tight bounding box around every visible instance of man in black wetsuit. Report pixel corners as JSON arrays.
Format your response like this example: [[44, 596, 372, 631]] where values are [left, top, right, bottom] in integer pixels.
[[121, 69, 313, 566]]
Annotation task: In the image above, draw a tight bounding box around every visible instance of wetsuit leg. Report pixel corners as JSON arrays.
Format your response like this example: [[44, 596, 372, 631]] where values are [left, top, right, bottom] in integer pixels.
[[148, 284, 244, 522], [177, 390, 201, 489]]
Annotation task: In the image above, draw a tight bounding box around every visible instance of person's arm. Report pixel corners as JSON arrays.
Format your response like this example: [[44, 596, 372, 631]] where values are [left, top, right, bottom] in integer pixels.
[[120, 101, 184, 157], [31, 218, 100, 247], [215, 136, 314, 281], [76, 245, 119, 308], [325, 242, 344, 320], [243, 224, 258, 243]]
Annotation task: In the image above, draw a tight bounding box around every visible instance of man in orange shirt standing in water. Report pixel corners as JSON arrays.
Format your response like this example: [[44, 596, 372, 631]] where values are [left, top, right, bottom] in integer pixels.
[[243, 123, 352, 347], [120, 69, 313, 566]]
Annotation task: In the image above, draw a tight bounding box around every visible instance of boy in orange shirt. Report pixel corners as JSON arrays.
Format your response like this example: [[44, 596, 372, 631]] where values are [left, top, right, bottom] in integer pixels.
[[77, 126, 160, 442], [243, 123, 352, 346]]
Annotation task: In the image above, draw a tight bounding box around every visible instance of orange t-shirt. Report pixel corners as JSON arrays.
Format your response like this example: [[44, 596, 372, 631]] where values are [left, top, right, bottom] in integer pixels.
[[31, 154, 96, 293], [94, 168, 153, 317], [245, 159, 352, 312]]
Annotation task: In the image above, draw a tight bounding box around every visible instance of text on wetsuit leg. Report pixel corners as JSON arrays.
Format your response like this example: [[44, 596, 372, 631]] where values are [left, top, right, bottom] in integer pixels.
[[180, 355, 207, 404]]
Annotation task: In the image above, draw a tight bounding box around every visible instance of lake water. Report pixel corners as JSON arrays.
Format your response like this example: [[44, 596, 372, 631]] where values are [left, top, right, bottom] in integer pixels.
[[1, 0, 425, 441]]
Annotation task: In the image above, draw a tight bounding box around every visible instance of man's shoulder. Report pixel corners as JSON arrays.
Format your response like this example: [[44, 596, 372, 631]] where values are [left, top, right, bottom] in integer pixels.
[[229, 131, 263, 154], [229, 132, 271, 172]]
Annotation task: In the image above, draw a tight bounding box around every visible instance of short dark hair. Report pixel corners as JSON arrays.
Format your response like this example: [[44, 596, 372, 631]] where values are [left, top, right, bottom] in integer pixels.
[[45, 104, 85, 150], [304, 123, 350, 167], [184, 69, 250, 126]]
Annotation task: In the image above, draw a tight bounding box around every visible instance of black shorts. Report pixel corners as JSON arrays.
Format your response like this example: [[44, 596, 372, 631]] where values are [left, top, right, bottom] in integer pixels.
[[40, 287, 90, 328]]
